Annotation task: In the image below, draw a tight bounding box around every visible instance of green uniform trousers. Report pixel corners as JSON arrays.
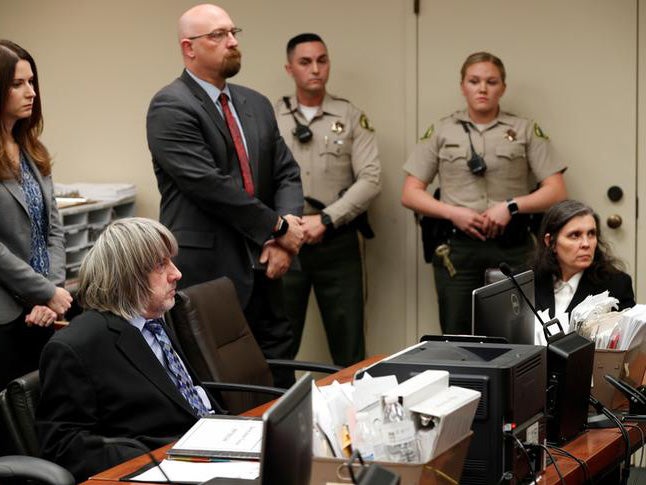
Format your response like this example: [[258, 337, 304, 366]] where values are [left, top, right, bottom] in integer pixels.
[[282, 230, 365, 367], [433, 233, 534, 335]]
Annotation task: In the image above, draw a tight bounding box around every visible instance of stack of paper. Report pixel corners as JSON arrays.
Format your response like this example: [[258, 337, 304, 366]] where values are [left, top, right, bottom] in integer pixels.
[[570, 291, 619, 331], [614, 305, 646, 351], [578, 312, 623, 349], [55, 182, 136, 200]]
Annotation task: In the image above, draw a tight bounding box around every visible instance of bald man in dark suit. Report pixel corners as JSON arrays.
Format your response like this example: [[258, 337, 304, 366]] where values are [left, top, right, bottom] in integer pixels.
[[147, 4, 304, 387]]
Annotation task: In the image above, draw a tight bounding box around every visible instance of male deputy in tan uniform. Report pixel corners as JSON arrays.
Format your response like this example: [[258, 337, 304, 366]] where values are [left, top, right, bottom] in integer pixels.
[[275, 33, 381, 366]]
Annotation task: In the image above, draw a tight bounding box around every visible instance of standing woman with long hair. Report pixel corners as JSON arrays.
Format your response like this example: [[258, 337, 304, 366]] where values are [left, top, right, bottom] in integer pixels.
[[401, 52, 567, 335], [0, 40, 72, 390]]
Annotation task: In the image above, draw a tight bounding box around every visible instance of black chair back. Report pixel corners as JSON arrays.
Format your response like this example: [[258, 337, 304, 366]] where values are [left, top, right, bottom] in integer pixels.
[[0, 371, 41, 456]]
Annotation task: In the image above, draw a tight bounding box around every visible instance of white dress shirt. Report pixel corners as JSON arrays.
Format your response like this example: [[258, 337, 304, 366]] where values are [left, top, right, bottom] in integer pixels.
[[553, 271, 583, 317]]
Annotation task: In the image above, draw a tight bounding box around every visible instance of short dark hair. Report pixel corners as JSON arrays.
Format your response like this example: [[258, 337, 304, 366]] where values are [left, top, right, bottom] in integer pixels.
[[286, 33, 325, 59], [532, 199, 624, 283]]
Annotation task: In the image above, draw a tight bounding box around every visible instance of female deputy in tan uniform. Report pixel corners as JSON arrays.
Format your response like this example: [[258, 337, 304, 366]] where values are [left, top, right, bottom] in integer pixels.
[[401, 51, 567, 335]]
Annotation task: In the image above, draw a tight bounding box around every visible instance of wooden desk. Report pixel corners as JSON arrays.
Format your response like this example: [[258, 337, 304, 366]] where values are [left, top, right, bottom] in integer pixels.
[[83, 354, 644, 485], [542, 423, 645, 484]]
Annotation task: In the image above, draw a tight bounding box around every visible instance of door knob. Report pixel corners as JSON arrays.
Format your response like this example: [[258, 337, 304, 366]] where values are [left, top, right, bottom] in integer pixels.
[[607, 214, 622, 229], [607, 186, 623, 202]]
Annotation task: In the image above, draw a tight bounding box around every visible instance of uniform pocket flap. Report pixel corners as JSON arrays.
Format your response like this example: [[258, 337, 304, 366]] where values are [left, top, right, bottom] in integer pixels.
[[495, 143, 526, 160], [439, 145, 468, 162], [319, 138, 352, 157]]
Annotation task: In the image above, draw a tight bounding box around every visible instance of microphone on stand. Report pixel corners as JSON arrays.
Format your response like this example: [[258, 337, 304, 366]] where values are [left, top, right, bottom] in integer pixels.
[[498, 262, 563, 341], [94, 437, 171, 483]]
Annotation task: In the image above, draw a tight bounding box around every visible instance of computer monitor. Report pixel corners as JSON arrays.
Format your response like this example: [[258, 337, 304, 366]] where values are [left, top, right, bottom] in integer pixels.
[[204, 372, 313, 485], [259, 372, 313, 485], [472, 269, 535, 345]]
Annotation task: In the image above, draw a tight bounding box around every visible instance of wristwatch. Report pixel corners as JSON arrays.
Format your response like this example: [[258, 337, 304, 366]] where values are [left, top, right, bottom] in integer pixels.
[[271, 216, 289, 238], [506, 199, 519, 216], [320, 211, 334, 230]]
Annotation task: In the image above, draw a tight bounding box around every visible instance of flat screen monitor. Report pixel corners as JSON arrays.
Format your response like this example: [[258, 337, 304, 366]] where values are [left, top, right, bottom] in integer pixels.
[[204, 372, 313, 485], [258, 372, 313, 485], [472, 269, 535, 345]]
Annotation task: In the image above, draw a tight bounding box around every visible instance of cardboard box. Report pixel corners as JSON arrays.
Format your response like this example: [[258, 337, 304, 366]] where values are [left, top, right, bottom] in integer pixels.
[[384, 370, 450, 414], [310, 432, 472, 485], [591, 345, 646, 409], [409, 386, 480, 461]]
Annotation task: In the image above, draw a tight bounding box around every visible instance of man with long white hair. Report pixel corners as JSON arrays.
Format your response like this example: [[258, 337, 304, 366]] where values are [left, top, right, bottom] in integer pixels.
[[36, 218, 223, 482]]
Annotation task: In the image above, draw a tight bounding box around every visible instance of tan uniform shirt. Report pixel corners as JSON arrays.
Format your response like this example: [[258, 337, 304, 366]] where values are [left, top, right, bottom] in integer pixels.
[[403, 110, 566, 212], [275, 94, 381, 226]]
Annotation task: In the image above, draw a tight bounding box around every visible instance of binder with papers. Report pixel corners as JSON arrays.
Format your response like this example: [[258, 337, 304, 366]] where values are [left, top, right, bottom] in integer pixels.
[[168, 415, 262, 460]]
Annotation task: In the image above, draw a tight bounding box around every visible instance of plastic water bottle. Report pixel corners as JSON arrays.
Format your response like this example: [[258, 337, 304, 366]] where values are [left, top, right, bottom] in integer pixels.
[[381, 395, 420, 463], [354, 411, 386, 461]]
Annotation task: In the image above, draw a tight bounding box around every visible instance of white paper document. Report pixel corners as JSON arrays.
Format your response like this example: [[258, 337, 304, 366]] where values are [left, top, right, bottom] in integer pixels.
[[169, 416, 262, 459], [129, 459, 260, 483]]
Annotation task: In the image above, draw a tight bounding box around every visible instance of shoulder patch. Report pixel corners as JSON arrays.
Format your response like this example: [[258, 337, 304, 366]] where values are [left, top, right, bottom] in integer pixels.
[[533, 122, 550, 140], [420, 124, 434, 141], [359, 114, 375, 132]]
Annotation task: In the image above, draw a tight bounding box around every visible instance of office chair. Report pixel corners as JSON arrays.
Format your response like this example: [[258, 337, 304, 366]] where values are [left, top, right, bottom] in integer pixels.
[[166, 277, 341, 414], [0, 371, 41, 456], [0, 456, 74, 485]]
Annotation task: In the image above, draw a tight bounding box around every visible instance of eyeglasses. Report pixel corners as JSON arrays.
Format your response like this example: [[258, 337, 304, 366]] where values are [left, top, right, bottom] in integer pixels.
[[187, 28, 242, 43]]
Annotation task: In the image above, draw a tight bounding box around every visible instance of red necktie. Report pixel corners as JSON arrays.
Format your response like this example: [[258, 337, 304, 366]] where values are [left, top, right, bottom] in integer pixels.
[[219, 93, 255, 196]]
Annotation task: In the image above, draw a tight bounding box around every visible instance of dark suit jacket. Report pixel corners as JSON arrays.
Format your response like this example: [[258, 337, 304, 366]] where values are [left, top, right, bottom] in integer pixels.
[[0, 154, 65, 324], [535, 269, 635, 318], [146, 71, 303, 305], [36, 310, 222, 482]]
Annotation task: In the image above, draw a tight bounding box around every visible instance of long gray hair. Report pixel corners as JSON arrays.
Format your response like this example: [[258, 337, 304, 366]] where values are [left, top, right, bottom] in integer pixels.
[[78, 217, 178, 319]]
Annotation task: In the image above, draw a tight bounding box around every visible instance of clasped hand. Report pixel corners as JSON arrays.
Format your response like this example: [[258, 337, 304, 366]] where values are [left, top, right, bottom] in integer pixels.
[[25, 286, 73, 327], [450, 202, 512, 241], [274, 214, 305, 254], [261, 214, 306, 279]]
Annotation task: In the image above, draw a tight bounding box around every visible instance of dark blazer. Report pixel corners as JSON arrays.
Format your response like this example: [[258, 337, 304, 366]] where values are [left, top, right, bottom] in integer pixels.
[[0, 154, 65, 324], [36, 310, 222, 482], [535, 269, 635, 318], [147, 71, 303, 305]]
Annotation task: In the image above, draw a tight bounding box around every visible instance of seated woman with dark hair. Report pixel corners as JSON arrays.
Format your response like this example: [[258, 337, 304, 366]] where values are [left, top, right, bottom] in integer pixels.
[[533, 199, 635, 319]]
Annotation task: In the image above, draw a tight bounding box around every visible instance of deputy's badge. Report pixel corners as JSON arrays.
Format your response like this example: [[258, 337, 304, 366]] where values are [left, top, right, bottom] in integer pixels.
[[420, 124, 434, 141], [331, 121, 345, 134], [505, 129, 517, 142], [359, 114, 375, 132], [533, 122, 550, 140]]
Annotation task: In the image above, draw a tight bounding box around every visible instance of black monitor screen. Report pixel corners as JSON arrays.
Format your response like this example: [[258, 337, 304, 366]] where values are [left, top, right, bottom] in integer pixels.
[[259, 372, 312, 485], [472, 269, 535, 345]]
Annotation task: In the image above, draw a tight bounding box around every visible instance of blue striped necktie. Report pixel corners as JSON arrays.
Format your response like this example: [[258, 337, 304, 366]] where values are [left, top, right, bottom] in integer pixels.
[[145, 319, 210, 417]]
